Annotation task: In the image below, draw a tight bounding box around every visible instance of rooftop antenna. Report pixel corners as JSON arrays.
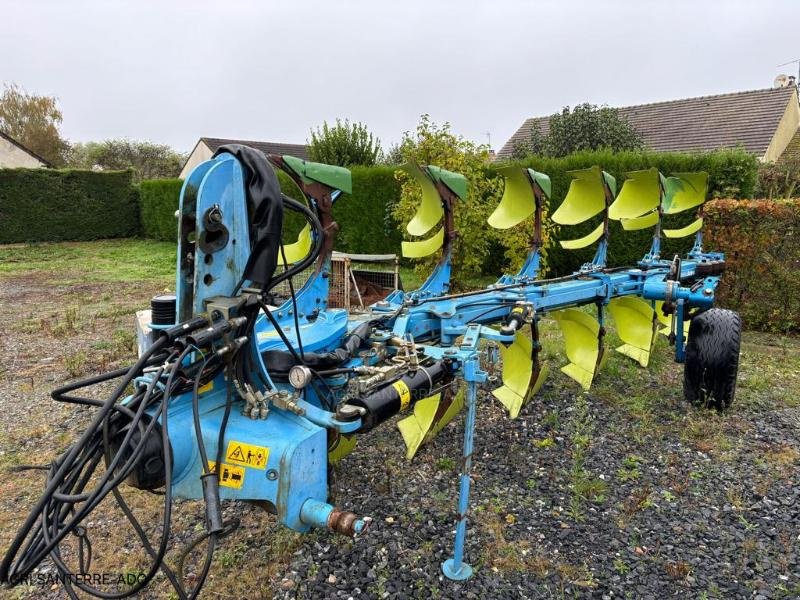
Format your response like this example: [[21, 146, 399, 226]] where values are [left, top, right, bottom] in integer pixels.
[[776, 58, 800, 86]]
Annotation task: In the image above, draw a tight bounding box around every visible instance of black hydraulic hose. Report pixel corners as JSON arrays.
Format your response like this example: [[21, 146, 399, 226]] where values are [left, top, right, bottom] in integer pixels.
[[192, 353, 217, 473], [280, 241, 305, 360], [234, 194, 322, 296], [315, 367, 355, 377], [464, 302, 521, 326], [178, 366, 238, 600], [266, 195, 323, 292], [50, 353, 168, 405], [48, 358, 185, 599], [22, 351, 176, 598], [48, 347, 190, 599], [259, 299, 305, 365], [0, 336, 168, 583], [5, 342, 207, 599]]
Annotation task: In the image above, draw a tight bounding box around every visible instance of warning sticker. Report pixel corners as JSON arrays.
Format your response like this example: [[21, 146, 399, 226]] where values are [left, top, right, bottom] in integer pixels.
[[208, 461, 245, 489], [225, 441, 269, 470], [392, 380, 411, 411], [197, 380, 214, 394]]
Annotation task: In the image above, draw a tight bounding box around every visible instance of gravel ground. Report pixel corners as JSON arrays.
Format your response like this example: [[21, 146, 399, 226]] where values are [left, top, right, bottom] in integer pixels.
[[0, 241, 799, 599]]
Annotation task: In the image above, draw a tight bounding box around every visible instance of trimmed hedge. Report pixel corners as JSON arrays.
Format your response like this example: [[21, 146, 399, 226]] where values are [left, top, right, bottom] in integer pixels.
[[139, 178, 183, 241], [333, 166, 401, 254], [135, 150, 758, 276], [705, 199, 800, 333], [138, 168, 402, 255], [138, 172, 310, 242], [504, 148, 760, 275], [0, 168, 139, 243]]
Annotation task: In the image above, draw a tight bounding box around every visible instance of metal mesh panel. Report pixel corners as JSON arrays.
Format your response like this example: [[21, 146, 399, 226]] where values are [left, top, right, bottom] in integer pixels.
[[328, 258, 347, 309], [270, 254, 398, 312], [346, 258, 398, 310]]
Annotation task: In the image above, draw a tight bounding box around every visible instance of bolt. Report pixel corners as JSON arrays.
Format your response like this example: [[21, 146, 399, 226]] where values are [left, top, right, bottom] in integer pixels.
[[266, 469, 278, 481]]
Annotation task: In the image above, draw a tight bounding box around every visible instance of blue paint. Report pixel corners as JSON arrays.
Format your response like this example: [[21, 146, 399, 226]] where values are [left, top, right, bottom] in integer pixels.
[[300, 499, 368, 533], [381, 250, 453, 309], [585, 238, 608, 271], [156, 372, 328, 532], [675, 300, 686, 362], [386, 257, 720, 350], [441, 356, 486, 581], [255, 306, 349, 354], [175, 154, 252, 320]]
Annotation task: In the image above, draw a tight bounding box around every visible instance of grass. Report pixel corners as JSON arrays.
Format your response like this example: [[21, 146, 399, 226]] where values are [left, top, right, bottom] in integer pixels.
[[398, 264, 496, 292], [0, 239, 176, 285], [0, 241, 495, 296], [566, 394, 608, 520]]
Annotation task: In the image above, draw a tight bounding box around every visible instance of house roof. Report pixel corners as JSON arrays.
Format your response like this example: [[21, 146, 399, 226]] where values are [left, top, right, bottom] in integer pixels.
[[778, 128, 800, 164], [497, 86, 798, 159], [200, 137, 309, 160], [0, 130, 52, 166]]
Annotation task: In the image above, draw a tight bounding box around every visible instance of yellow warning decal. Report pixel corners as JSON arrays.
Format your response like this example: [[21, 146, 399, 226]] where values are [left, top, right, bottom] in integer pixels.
[[197, 380, 214, 394], [225, 440, 269, 470], [392, 380, 412, 411], [208, 461, 245, 489]]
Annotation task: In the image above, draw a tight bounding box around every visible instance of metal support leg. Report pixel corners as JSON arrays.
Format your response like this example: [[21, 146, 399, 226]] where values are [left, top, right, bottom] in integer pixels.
[[675, 300, 686, 362], [442, 356, 484, 581]]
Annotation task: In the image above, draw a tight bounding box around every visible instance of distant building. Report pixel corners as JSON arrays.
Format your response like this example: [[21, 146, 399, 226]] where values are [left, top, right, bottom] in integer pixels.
[[180, 137, 309, 178], [0, 131, 51, 168], [497, 83, 800, 163]]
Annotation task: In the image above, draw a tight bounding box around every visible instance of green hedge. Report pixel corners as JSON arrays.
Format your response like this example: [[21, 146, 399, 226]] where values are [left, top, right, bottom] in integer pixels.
[[139, 178, 183, 240], [333, 166, 401, 254], [138, 172, 324, 244], [0, 168, 140, 243], [138, 168, 402, 255], [501, 148, 759, 275], [705, 199, 800, 333], [137, 150, 758, 276]]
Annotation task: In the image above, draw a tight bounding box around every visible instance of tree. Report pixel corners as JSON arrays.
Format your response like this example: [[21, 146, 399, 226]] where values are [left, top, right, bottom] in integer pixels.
[[392, 115, 503, 280], [308, 119, 381, 166], [381, 143, 404, 165], [756, 157, 800, 199], [0, 83, 70, 165], [511, 103, 643, 159], [67, 139, 186, 181]]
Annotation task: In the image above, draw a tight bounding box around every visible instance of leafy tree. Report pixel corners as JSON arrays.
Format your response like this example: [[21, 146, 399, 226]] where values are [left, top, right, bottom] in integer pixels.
[[0, 83, 70, 165], [756, 157, 800, 199], [308, 119, 381, 166], [67, 139, 185, 181], [392, 115, 503, 280], [511, 103, 643, 159], [381, 143, 404, 165]]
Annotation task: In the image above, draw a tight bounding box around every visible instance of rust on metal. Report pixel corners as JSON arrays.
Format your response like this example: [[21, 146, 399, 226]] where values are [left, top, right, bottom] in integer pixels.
[[327, 508, 366, 537]]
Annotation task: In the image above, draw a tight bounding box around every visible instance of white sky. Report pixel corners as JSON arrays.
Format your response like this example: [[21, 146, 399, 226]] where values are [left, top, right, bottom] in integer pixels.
[[2, 0, 798, 153]]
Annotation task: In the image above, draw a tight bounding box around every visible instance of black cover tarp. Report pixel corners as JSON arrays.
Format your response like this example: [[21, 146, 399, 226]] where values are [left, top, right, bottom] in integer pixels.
[[213, 144, 283, 288]]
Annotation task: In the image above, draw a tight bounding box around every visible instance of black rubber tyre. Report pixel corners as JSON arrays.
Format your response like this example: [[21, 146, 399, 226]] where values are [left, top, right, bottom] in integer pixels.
[[683, 308, 742, 410]]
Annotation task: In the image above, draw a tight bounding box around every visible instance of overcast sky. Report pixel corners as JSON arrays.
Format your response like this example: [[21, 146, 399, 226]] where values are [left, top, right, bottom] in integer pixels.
[[2, 0, 798, 153]]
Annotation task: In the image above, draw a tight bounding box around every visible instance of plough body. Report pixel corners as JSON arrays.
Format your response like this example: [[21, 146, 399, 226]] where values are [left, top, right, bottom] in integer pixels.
[[1, 145, 740, 597]]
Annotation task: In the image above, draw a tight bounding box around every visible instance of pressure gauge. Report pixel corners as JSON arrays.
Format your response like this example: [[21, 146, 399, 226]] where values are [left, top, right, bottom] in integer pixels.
[[288, 365, 313, 390]]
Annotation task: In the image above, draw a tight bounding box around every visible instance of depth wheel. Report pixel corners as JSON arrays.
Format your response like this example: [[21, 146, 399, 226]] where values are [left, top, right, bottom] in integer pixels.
[[683, 308, 741, 410]]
